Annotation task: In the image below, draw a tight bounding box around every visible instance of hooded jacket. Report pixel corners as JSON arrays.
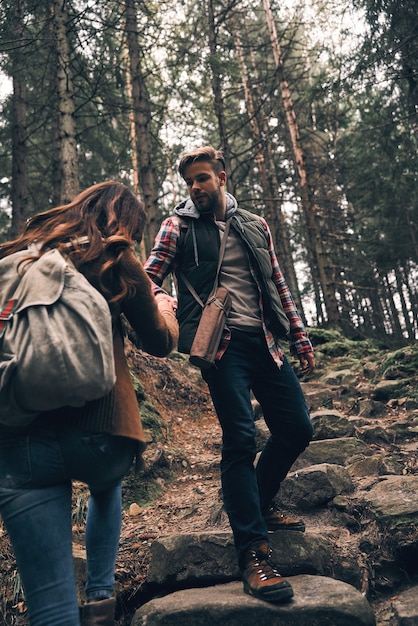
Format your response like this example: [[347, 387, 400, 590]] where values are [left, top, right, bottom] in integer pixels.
[[174, 194, 290, 353]]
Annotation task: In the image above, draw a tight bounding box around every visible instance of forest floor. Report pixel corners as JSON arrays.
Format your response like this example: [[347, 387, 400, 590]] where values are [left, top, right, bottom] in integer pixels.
[[1, 338, 417, 625]]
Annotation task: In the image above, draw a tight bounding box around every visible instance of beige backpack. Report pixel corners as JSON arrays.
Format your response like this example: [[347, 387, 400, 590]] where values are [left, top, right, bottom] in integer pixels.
[[0, 248, 116, 426]]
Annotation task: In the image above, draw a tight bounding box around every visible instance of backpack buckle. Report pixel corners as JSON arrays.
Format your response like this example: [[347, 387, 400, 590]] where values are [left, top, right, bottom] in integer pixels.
[[0, 299, 16, 337]]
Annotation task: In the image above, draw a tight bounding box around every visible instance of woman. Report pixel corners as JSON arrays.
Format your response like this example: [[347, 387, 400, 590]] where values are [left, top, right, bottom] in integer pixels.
[[0, 182, 178, 626]]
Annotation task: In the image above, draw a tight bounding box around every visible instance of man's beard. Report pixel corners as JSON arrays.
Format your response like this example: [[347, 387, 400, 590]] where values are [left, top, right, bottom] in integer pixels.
[[192, 188, 221, 214]]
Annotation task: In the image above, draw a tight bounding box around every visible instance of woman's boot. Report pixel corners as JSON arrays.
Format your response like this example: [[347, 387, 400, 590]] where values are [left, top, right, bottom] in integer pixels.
[[79, 597, 116, 626]]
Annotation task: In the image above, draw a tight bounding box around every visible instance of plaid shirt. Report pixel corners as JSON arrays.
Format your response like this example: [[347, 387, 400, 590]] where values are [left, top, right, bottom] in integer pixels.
[[144, 213, 313, 367]]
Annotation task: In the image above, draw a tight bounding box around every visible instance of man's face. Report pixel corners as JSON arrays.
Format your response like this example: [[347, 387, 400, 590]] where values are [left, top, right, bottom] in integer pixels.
[[183, 161, 226, 215]]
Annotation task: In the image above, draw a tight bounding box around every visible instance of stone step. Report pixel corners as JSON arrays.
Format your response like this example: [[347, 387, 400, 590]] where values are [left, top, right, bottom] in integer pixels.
[[132, 575, 376, 626]]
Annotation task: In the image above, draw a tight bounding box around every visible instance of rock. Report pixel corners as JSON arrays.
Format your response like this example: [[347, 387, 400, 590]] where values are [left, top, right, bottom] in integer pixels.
[[146, 531, 337, 588], [132, 576, 376, 626], [388, 416, 418, 441], [391, 585, 418, 625], [311, 409, 356, 439], [356, 398, 387, 418], [372, 379, 410, 401], [321, 369, 358, 386], [268, 531, 345, 579], [363, 475, 418, 530], [294, 437, 371, 469], [357, 424, 392, 444], [129, 503, 142, 516], [348, 455, 400, 478], [300, 382, 341, 410], [255, 418, 271, 449], [73, 543, 87, 604], [278, 463, 354, 510], [147, 532, 239, 587], [251, 399, 263, 420]]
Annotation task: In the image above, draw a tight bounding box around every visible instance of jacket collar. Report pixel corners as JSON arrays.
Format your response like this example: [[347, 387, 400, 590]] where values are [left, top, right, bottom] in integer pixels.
[[174, 193, 238, 220]]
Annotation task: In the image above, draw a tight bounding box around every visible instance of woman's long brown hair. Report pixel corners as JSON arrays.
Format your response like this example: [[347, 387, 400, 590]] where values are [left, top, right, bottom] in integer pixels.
[[0, 181, 147, 303]]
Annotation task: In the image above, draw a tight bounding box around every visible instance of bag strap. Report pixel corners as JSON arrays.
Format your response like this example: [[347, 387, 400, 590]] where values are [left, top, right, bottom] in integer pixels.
[[180, 217, 231, 308]]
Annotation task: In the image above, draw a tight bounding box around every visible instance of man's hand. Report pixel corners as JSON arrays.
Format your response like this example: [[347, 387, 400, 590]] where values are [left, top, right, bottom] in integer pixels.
[[299, 352, 315, 376]]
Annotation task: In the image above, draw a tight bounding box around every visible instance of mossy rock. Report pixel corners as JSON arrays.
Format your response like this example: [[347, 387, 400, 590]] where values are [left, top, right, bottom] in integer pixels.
[[308, 328, 380, 360], [122, 476, 164, 509], [380, 345, 418, 379], [308, 327, 346, 345]]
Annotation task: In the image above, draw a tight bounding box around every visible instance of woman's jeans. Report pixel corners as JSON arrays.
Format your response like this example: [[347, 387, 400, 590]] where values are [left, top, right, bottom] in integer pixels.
[[202, 330, 313, 568], [0, 424, 136, 626]]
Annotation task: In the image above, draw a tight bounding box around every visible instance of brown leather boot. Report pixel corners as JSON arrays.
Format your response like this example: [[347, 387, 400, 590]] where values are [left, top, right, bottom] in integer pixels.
[[242, 541, 294, 603], [262, 505, 306, 532], [79, 598, 116, 626]]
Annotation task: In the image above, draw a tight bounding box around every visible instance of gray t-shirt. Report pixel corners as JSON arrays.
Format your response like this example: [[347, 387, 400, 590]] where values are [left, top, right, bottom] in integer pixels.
[[217, 221, 263, 332]]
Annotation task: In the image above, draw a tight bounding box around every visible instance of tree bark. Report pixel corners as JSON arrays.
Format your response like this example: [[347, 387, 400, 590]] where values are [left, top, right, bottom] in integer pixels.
[[50, 0, 79, 204], [231, 11, 306, 322], [207, 0, 235, 195], [124, 0, 160, 255], [10, 0, 29, 237], [263, 0, 340, 326], [395, 266, 414, 341]]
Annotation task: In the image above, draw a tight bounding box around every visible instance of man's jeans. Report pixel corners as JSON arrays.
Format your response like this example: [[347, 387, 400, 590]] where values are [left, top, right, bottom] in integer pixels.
[[0, 424, 136, 626], [202, 329, 313, 567]]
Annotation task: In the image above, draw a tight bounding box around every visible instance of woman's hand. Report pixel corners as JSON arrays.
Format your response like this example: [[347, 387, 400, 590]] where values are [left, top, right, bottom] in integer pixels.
[[155, 293, 178, 315]]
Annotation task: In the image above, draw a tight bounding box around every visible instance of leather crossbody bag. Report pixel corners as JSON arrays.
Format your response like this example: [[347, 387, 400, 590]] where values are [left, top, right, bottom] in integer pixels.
[[181, 218, 232, 369]]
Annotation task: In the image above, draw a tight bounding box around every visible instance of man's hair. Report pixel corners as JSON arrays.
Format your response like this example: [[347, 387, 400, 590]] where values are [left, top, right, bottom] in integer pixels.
[[178, 146, 226, 178]]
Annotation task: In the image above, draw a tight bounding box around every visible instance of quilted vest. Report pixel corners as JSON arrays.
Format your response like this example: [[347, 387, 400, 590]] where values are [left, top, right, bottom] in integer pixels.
[[176, 209, 290, 354]]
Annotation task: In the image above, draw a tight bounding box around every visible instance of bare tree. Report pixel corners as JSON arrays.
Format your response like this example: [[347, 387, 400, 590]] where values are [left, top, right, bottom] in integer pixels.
[[230, 10, 306, 321], [263, 0, 340, 326]]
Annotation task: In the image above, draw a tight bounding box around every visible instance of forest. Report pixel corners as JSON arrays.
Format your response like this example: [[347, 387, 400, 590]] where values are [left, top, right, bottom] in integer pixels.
[[0, 0, 417, 346]]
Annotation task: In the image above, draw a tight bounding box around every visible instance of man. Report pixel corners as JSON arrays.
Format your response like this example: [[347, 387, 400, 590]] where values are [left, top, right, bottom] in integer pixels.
[[144, 146, 315, 604]]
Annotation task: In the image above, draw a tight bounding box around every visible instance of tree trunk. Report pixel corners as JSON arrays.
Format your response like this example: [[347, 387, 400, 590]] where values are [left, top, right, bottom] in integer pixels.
[[382, 272, 405, 344], [207, 0, 235, 195], [50, 0, 79, 204], [231, 12, 306, 322], [10, 0, 29, 237], [262, 0, 340, 326], [395, 266, 415, 341], [124, 0, 160, 255], [365, 281, 389, 342], [122, 38, 147, 263]]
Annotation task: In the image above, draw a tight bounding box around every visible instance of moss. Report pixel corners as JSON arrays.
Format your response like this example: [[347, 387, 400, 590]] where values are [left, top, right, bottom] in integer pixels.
[[139, 401, 166, 441], [122, 477, 164, 509], [379, 345, 418, 379], [130, 370, 146, 401], [168, 351, 188, 363], [308, 327, 381, 360], [315, 339, 379, 359], [308, 327, 345, 345]]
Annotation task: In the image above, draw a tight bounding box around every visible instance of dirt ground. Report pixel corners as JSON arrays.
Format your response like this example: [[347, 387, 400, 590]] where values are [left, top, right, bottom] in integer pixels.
[[0, 342, 416, 625]]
